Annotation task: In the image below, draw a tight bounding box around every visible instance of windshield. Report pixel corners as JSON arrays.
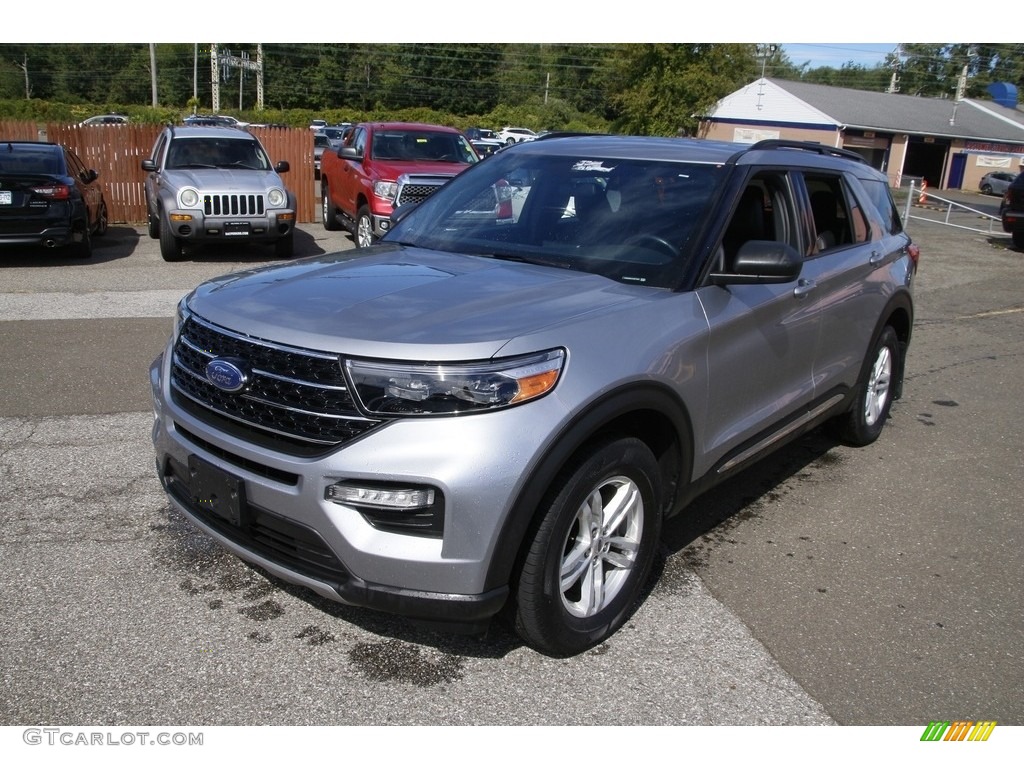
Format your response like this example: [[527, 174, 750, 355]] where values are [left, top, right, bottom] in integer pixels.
[[167, 138, 271, 170], [385, 149, 724, 288], [371, 130, 478, 164]]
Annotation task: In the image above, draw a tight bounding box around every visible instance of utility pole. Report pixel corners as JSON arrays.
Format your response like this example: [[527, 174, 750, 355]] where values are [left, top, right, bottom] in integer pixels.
[[886, 44, 902, 94], [150, 43, 158, 107]]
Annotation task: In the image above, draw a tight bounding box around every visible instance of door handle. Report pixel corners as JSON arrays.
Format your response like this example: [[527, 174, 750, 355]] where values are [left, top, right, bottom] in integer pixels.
[[793, 278, 816, 298], [869, 250, 884, 267]]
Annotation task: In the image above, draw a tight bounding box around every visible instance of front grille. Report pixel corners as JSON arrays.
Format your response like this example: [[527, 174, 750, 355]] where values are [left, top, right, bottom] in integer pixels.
[[170, 315, 380, 454], [203, 193, 265, 217], [163, 455, 349, 586], [395, 174, 454, 207]]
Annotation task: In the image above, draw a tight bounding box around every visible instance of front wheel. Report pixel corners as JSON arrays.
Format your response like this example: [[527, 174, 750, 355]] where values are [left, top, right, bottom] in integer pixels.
[[831, 325, 899, 446], [514, 437, 662, 656], [274, 231, 294, 259], [981, 184, 993, 195], [159, 219, 185, 262], [354, 205, 374, 248]]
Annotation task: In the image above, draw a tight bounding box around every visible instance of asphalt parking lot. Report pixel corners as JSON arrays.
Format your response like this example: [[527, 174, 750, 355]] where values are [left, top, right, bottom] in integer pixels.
[[0, 210, 1021, 732]]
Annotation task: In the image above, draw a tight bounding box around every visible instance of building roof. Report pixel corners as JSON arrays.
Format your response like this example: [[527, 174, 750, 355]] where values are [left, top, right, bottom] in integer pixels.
[[709, 78, 1024, 144]]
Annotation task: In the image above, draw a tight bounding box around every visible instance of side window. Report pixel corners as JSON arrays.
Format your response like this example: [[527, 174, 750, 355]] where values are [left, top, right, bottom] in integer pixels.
[[352, 128, 367, 156], [804, 173, 869, 253], [151, 133, 168, 167], [858, 177, 904, 236], [720, 172, 798, 268]]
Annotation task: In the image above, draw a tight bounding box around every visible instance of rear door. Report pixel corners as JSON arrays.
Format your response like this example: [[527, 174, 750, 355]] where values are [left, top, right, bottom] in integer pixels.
[[797, 170, 907, 400]]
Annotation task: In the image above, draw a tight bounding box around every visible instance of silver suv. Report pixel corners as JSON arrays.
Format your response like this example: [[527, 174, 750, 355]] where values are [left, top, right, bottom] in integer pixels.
[[150, 136, 919, 656], [142, 125, 296, 261]]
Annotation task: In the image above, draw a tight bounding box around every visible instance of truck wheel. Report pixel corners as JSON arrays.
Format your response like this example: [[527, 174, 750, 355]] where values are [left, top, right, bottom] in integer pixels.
[[159, 220, 185, 262], [322, 183, 340, 231], [513, 436, 662, 656], [355, 205, 375, 248]]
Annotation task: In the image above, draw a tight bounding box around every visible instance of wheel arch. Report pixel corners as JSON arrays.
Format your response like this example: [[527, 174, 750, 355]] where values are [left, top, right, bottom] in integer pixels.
[[482, 383, 694, 593]]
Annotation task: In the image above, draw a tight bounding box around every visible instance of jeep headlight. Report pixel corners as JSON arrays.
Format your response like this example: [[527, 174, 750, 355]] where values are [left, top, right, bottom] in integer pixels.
[[267, 188, 286, 207], [373, 180, 398, 202], [346, 349, 564, 416], [179, 188, 200, 208]]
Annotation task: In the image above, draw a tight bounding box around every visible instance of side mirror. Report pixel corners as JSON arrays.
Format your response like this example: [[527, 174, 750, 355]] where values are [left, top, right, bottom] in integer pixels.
[[141, 159, 157, 172], [340, 146, 363, 162], [275, 160, 290, 174], [709, 241, 803, 285]]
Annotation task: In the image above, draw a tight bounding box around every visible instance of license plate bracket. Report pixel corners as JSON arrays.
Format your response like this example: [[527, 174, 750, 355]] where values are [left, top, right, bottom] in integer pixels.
[[223, 221, 251, 236], [188, 455, 246, 527], [0, 190, 12, 205]]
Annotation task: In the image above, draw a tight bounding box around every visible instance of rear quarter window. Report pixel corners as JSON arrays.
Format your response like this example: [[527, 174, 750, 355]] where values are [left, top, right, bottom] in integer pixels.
[[858, 177, 904, 236]]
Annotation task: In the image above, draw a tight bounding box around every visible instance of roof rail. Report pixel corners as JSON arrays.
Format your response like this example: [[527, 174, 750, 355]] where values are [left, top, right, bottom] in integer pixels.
[[749, 139, 867, 164]]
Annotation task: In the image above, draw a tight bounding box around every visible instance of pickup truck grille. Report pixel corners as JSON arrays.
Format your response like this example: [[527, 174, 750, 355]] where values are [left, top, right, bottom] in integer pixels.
[[203, 193, 265, 217], [170, 315, 379, 455], [395, 174, 455, 207]]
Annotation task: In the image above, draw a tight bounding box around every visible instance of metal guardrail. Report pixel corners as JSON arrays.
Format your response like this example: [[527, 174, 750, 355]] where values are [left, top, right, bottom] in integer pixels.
[[903, 181, 1008, 238]]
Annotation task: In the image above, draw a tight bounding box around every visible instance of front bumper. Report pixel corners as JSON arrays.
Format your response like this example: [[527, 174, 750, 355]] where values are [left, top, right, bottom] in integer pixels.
[[149, 349, 563, 627], [165, 208, 295, 242]]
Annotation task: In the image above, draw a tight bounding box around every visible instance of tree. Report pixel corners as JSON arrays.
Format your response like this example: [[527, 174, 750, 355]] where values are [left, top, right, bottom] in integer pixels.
[[603, 44, 757, 136]]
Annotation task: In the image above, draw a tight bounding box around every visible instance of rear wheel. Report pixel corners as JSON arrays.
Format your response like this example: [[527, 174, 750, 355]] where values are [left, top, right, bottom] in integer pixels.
[[831, 326, 899, 446], [514, 437, 662, 656], [69, 224, 92, 259], [159, 218, 185, 262], [1013, 230, 1024, 250], [981, 184, 993, 194], [321, 183, 340, 231], [354, 205, 374, 248]]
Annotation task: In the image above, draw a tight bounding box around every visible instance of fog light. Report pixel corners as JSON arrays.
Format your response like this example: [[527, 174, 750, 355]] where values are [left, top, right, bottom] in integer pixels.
[[326, 482, 434, 510]]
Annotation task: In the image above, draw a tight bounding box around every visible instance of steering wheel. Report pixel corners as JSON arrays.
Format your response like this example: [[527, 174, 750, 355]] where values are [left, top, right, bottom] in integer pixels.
[[624, 233, 678, 261]]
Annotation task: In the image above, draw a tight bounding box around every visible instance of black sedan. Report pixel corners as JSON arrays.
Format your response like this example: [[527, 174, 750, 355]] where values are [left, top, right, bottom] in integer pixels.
[[0, 141, 108, 258]]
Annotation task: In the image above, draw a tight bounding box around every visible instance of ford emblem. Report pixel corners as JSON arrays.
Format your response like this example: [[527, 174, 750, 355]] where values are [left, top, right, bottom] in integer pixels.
[[205, 358, 249, 393]]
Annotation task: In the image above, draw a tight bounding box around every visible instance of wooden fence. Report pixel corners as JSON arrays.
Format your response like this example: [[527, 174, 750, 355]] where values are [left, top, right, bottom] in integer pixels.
[[1, 120, 319, 224]]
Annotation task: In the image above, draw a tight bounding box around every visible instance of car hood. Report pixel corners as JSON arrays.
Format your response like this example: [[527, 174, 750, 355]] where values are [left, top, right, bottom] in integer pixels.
[[369, 159, 474, 178], [186, 244, 648, 360], [164, 168, 285, 191]]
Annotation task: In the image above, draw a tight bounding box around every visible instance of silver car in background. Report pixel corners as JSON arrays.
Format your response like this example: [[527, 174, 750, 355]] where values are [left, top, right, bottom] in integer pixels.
[[141, 125, 296, 261]]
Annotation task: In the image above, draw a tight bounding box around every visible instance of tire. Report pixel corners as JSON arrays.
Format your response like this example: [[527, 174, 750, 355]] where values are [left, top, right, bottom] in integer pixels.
[[514, 437, 662, 656], [94, 201, 108, 236], [505, 137, 515, 146], [69, 224, 92, 260], [321, 182, 340, 231], [354, 205, 374, 248], [1013, 230, 1024, 250], [274, 231, 294, 259], [159, 219, 185, 262], [831, 326, 899, 446], [147, 211, 159, 239], [981, 184, 993, 195]]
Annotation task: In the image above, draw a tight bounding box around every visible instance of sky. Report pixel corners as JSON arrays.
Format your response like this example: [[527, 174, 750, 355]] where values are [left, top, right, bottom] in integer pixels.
[[779, 43, 898, 70]]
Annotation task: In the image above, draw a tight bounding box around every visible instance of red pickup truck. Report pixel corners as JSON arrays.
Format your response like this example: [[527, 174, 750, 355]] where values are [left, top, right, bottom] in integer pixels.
[[320, 121, 480, 247]]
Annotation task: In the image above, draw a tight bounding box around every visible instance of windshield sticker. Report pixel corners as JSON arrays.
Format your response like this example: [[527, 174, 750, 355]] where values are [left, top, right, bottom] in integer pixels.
[[571, 160, 616, 172]]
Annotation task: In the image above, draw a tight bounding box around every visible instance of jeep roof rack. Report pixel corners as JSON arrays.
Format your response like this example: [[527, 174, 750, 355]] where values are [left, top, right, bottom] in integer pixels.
[[748, 139, 868, 165]]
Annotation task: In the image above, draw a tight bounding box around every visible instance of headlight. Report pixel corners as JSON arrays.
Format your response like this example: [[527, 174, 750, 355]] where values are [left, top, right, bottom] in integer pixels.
[[346, 349, 565, 416], [267, 188, 286, 207], [373, 180, 398, 202], [179, 188, 200, 208], [173, 295, 191, 339]]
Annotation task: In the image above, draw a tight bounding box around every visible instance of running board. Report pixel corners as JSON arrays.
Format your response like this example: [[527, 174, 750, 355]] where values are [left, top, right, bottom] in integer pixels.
[[717, 394, 845, 474]]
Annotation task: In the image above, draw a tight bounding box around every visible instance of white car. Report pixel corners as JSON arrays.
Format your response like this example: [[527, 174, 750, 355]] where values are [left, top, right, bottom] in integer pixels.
[[496, 126, 538, 145]]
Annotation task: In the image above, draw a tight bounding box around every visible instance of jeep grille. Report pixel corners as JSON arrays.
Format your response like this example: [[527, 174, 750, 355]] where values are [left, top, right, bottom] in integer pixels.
[[203, 193, 265, 217], [170, 315, 380, 455]]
